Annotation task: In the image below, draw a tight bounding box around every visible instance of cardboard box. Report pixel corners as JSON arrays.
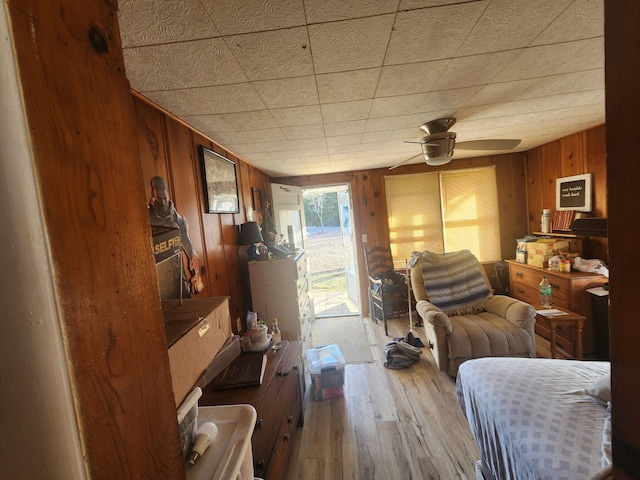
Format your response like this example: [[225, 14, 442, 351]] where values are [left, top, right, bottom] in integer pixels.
[[526, 239, 570, 268], [163, 297, 232, 407], [305, 344, 345, 401]]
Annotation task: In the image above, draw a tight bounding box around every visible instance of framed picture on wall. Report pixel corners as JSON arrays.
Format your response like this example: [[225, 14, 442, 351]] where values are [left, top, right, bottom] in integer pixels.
[[199, 145, 239, 214], [556, 173, 592, 212]]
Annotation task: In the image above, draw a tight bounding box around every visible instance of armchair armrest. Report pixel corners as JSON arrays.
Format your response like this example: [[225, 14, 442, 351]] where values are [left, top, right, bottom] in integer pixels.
[[416, 300, 452, 334], [485, 295, 536, 329]]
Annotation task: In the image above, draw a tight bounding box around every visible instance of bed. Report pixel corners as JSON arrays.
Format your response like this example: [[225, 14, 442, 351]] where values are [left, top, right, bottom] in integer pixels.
[[456, 357, 612, 480]]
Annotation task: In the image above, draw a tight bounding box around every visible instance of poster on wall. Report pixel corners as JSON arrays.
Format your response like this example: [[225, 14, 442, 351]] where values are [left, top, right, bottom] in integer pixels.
[[556, 173, 592, 212]]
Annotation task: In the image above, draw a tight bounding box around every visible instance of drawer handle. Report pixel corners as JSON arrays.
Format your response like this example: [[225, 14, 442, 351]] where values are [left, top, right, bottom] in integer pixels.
[[255, 419, 263, 431], [284, 433, 290, 442], [256, 460, 265, 473], [278, 369, 290, 377], [551, 283, 560, 290], [517, 288, 525, 294], [516, 272, 523, 277], [288, 415, 294, 424]]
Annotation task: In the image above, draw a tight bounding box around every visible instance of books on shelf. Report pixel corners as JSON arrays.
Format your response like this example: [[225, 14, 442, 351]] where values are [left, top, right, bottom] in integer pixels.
[[211, 352, 267, 390], [552, 210, 575, 231]]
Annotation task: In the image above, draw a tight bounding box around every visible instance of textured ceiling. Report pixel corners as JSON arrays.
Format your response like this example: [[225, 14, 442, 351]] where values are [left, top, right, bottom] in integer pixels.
[[119, 0, 604, 177]]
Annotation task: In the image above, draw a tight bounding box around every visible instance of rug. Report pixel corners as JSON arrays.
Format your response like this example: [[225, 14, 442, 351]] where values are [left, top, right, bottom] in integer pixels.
[[311, 316, 374, 364]]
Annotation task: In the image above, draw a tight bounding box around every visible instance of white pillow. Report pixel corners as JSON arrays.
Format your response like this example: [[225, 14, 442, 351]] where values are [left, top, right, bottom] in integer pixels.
[[585, 374, 611, 406]]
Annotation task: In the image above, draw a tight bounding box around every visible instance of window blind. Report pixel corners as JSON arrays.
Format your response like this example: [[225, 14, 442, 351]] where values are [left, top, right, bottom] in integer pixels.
[[385, 166, 500, 263]]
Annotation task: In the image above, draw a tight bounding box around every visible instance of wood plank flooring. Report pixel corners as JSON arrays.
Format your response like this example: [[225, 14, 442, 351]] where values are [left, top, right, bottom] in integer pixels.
[[283, 316, 481, 480]]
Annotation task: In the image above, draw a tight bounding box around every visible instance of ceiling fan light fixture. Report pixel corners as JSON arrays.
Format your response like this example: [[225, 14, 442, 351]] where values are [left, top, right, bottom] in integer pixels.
[[421, 134, 455, 165]]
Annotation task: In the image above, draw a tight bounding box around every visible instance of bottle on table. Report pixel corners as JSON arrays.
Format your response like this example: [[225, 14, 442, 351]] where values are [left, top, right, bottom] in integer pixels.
[[271, 318, 282, 350], [539, 276, 552, 308]]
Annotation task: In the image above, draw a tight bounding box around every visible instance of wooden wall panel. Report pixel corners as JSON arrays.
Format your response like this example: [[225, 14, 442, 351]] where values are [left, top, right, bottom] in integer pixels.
[[134, 96, 169, 187], [9, 0, 184, 477], [559, 132, 586, 176]]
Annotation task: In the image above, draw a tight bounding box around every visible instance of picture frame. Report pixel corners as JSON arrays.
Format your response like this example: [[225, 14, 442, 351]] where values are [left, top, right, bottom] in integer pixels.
[[556, 173, 592, 212], [199, 145, 239, 214]]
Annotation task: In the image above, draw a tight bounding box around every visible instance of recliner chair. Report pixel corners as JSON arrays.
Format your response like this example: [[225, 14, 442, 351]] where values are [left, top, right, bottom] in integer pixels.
[[410, 249, 536, 377]]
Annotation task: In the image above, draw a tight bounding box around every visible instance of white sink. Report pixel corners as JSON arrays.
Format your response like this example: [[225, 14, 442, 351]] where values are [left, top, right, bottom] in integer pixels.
[[186, 404, 257, 480]]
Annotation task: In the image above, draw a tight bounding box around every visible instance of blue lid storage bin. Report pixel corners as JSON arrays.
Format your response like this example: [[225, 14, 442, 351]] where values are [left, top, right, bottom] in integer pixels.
[[305, 344, 345, 401]]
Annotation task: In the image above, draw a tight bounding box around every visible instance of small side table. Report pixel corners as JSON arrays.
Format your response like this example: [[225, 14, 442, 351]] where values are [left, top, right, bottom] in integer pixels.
[[536, 308, 586, 360]]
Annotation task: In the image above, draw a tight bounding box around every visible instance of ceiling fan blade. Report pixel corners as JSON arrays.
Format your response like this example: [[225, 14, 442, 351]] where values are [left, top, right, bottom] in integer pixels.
[[455, 139, 521, 150], [403, 140, 443, 146], [389, 153, 423, 170]]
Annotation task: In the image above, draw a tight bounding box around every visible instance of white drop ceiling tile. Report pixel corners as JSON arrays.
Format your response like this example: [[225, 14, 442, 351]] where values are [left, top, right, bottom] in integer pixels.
[[182, 114, 236, 133], [118, 0, 219, 47], [152, 84, 265, 115], [304, 0, 398, 23], [123, 48, 184, 91], [328, 144, 362, 155], [326, 134, 363, 147], [457, 0, 572, 56], [321, 100, 373, 123], [247, 150, 301, 162], [289, 137, 328, 152], [369, 87, 480, 118], [531, 0, 603, 46], [554, 38, 604, 74], [316, 69, 381, 104], [492, 41, 584, 83], [216, 127, 288, 145], [270, 105, 323, 127], [323, 120, 367, 137], [228, 140, 293, 154], [364, 113, 443, 133], [385, 4, 486, 65], [516, 70, 604, 101], [226, 28, 314, 81], [308, 15, 395, 74], [253, 76, 319, 109], [201, 0, 306, 35], [282, 124, 326, 140], [135, 38, 248, 88], [464, 79, 539, 108], [376, 60, 449, 97], [460, 90, 603, 121], [433, 50, 521, 90], [218, 110, 279, 131]]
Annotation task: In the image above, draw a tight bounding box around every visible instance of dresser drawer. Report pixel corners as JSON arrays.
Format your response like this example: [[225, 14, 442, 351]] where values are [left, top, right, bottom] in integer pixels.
[[509, 266, 570, 307]]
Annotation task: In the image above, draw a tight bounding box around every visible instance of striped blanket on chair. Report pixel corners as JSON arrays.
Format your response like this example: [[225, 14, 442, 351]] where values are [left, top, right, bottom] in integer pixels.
[[409, 249, 492, 316]]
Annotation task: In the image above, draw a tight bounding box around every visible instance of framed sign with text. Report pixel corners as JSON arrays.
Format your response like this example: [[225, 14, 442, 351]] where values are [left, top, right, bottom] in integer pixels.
[[556, 173, 592, 212]]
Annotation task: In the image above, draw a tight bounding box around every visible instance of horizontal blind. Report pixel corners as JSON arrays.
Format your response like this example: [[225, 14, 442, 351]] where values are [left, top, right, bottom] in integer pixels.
[[440, 166, 500, 262], [385, 172, 443, 265]]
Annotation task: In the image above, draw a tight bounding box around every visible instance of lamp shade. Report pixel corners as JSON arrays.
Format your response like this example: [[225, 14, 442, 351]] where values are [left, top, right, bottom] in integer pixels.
[[239, 221, 264, 245]]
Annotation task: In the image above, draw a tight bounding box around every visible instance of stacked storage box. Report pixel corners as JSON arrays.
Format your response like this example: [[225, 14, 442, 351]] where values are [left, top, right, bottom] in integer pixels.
[[526, 238, 574, 268], [305, 344, 345, 401]]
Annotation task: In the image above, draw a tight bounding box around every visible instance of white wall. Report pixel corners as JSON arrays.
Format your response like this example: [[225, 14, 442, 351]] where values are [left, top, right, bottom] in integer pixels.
[[0, 4, 85, 478]]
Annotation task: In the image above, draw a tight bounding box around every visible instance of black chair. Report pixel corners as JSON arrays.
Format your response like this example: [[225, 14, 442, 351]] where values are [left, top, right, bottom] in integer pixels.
[[363, 245, 408, 335]]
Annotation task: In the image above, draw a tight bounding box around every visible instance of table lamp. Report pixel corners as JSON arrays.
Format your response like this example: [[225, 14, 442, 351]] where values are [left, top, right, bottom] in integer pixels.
[[239, 221, 264, 260]]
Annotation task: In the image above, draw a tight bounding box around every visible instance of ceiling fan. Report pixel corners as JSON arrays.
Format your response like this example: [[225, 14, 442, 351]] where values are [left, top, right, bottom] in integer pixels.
[[390, 117, 521, 170]]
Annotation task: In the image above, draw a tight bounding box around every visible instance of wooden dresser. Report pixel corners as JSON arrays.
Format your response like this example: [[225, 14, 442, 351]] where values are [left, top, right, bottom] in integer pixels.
[[506, 260, 608, 358], [199, 341, 304, 479], [249, 251, 314, 352]]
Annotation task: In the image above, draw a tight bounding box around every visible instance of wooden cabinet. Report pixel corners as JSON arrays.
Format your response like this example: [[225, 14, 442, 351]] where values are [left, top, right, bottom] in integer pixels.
[[249, 251, 314, 352], [506, 260, 608, 358], [200, 341, 304, 480]]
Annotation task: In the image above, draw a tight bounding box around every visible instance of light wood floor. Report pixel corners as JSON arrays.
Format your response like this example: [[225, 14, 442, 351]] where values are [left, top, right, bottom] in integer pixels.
[[283, 316, 481, 480]]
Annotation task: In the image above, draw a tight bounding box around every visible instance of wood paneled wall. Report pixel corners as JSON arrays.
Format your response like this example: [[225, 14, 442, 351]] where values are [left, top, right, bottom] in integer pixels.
[[525, 125, 608, 261], [132, 94, 272, 330]]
